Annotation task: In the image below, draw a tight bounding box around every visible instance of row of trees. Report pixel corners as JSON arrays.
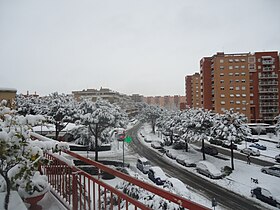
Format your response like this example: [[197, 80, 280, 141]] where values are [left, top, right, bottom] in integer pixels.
[[140, 105, 253, 170], [16, 93, 129, 161]]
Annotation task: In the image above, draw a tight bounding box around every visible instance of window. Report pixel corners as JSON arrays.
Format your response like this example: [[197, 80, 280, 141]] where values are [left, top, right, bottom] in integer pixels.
[[241, 58, 246, 62], [250, 93, 254, 97], [229, 66, 233, 70], [241, 86, 246, 90], [242, 79, 246, 83], [221, 87, 225, 90], [236, 86, 240, 90], [248, 57, 255, 63], [235, 66, 239, 69], [220, 80, 224, 83], [230, 94, 234, 97], [221, 94, 225, 98], [229, 72, 233, 76], [235, 73, 240, 76], [220, 66, 224, 70], [242, 94, 246, 97], [221, 101, 225, 105], [235, 79, 240, 83], [236, 101, 241, 104], [236, 94, 240, 97], [220, 73, 224, 76], [258, 66, 261, 70], [220, 59, 224, 63], [229, 59, 233, 62], [242, 100, 246, 104], [235, 59, 239, 62], [241, 65, 245, 69], [241, 72, 246, 76], [230, 86, 234, 90], [236, 107, 240, 111], [230, 79, 233, 83], [242, 107, 246, 111], [230, 100, 234, 104]]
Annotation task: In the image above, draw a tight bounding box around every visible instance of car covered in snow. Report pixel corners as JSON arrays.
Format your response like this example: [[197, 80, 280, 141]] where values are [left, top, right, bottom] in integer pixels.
[[151, 141, 163, 149], [222, 140, 238, 150], [251, 187, 280, 208], [163, 177, 191, 199], [165, 149, 178, 159], [240, 147, 260, 156], [245, 136, 259, 142], [176, 155, 196, 167], [136, 157, 151, 174], [249, 143, 267, 150], [148, 166, 168, 185], [201, 146, 218, 156], [196, 161, 223, 179], [261, 165, 280, 178], [276, 154, 280, 163]]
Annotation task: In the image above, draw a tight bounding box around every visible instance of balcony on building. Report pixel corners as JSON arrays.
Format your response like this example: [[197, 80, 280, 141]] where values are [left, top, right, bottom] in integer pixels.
[[260, 109, 279, 114], [259, 95, 279, 100], [262, 60, 274, 65], [259, 74, 278, 79], [259, 102, 279, 107], [259, 81, 278, 86], [263, 67, 273, 71], [259, 88, 278, 93]]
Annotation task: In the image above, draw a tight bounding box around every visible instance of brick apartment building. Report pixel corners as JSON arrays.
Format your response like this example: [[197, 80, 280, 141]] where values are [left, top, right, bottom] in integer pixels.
[[143, 95, 186, 110], [186, 51, 280, 124]]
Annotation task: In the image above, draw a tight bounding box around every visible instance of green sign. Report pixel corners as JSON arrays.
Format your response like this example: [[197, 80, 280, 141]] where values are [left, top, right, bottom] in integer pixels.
[[124, 136, 132, 143]]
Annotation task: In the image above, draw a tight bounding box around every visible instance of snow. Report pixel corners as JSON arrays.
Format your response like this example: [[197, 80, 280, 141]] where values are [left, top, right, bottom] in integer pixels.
[[0, 191, 27, 210]]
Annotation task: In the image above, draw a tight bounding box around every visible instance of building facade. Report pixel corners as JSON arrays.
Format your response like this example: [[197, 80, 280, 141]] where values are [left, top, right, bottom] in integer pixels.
[[0, 88, 17, 108], [143, 95, 186, 110], [186, 51, 280, 124]]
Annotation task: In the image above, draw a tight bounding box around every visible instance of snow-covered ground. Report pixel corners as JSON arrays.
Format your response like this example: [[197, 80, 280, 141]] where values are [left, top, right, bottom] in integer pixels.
[[136, 123, 280, 210], [31, 122, 280, 210]]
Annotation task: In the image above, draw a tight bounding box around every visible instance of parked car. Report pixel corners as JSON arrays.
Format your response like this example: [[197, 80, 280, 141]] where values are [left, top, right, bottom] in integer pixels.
[[222, 141, 238, 150], [240, 148, 260, 156], [136, 157, 151, 174], [176, 155, 196, 167], [144, 137, 152, 143], [261, 165, 280, 178], [249, 143, 267, 150], [209, 138, 223, 146], [275, 154, 280, 163], [163, 177, 191, 199], [148, 166, 167, 185], [251, 187, 280, 208], [196, 161, 223, 179], [151, 141, 163, 149], [172, 140, 186, 150], [245, 136, 259, 142], [201, 146, 218, 156], [166, 149, 178, 159]]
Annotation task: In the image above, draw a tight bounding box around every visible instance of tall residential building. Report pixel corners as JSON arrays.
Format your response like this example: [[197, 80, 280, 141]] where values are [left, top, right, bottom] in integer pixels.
[[143, 95, 186, 110], [185, 73, 202, 109], [186, 51, 280, 123]]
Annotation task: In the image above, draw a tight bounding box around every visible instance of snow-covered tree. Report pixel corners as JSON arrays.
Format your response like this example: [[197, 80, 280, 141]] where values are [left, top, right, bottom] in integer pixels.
[[0, 100, 69, 210], [140, 105, 163, 133], [157, 110, 181, 146], [77, 98, 128, 161], [180, 109, 214, 160], [211, 110, 251, 169], [16, 92, 79, 140]]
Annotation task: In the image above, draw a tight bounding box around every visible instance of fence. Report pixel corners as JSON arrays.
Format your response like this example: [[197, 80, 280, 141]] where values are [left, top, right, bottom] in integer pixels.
[[42, 150, 210, 210]]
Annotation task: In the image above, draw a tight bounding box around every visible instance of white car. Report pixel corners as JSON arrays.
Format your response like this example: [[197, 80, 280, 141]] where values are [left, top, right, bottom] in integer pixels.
[[136, 157, 151, 174], [148, 166, 168, 185], [164, 177, 191, 199], [240, 147, 260, 156], [196, 161, 223, 179], [261, 165, 280, 178], [151, 141, 163, 149], [176, 155, 196, 167]]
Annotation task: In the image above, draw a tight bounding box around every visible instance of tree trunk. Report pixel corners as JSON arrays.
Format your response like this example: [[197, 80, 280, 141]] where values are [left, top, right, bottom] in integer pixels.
[[231, 140, 234, 170], [55, 122, 60, 141], [185, 142, 188, 152], [202, 139, 206, 160], [4, 175, 11, 210], [95, 124, 98, 161]]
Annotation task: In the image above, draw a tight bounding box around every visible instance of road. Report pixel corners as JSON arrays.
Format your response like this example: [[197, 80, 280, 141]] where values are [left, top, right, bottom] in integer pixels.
[[126, 123, 264, 210]]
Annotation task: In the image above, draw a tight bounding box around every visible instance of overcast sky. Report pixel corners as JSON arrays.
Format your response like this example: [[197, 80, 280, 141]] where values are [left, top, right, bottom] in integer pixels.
[[1, 0, 279, 96]]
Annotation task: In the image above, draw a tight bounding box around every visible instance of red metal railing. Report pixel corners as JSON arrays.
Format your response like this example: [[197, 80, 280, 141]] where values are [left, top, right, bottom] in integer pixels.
[[42, 150, 210, 210]]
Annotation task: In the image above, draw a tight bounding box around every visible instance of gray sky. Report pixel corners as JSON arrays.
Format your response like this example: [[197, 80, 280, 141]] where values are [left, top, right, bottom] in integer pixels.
[[1, 0, 279, 96]]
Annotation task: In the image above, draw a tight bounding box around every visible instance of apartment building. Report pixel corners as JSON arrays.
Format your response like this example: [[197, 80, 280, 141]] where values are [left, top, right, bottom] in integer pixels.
[[143, 95, 186, 110], [186, 51, 280, 123]]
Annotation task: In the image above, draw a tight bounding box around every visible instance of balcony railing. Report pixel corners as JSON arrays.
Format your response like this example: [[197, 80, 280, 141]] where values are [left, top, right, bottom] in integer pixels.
[[259, 95, 279, 100], [259, 81, 278, 86], [259, 74, 278, 79], [263, 67, 273, 71], [260, 109, 279, 114], [37, 147, 210, 210], [259, 102, 279, 107], [259, 88, 278, 93], [262, 60, 273, 65]]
